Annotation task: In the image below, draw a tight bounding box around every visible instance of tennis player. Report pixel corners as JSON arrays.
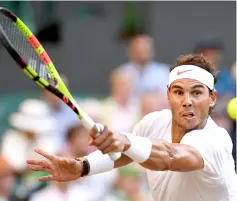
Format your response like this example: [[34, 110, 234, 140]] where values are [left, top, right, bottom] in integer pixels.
[[27, 54, 237, 201]]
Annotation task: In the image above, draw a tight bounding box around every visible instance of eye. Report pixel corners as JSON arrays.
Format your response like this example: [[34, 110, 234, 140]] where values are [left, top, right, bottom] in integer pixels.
[[192, 90, 202, 96], [174, 90, 183, 96]]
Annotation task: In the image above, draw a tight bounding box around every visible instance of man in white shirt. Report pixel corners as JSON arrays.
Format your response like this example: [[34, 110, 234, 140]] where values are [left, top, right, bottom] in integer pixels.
[[118, 34, 170, 95], [27, 54, 237, 201]]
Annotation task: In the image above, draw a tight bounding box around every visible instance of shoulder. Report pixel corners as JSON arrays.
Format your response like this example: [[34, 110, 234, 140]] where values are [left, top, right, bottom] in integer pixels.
[[181, 118, 233, 174], [182, 127, 231, 147], [133, 109, 172, 137], [182, 117, 232, 150]]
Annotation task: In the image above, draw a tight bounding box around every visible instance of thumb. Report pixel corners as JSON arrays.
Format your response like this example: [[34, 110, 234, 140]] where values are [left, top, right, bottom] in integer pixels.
[[88, 125, 98, 139]]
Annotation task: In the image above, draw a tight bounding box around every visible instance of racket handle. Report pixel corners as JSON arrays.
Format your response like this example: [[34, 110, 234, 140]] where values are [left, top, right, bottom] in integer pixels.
[[95, 123, 122, 161], [79, 115, 121, 161]]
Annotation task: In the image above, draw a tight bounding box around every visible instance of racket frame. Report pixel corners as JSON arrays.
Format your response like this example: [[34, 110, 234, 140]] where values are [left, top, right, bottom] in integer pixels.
[[0, 7, 121, 160]]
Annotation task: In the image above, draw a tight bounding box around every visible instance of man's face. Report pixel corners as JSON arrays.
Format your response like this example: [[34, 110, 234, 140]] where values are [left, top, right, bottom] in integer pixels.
[[167, 79, 217, 131], [129, 35, 154, 65]]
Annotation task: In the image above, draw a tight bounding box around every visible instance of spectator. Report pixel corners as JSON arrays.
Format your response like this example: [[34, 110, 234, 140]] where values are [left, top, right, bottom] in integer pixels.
[[41, 74, 79, 147], [61, 124, 93, 158], [100, 68, 139, 132], [104, 164, 153, 201], [30, 181, 79, 201], [1, 99, 57, 173], [194, 37, 236, 98], [118, 33, 170, 96], [35, 124, 119, 201], [0, 156, 15, 201], [0, 99, 57, 201], [139, 92, 169, 119], [79, 98, 102, 123]]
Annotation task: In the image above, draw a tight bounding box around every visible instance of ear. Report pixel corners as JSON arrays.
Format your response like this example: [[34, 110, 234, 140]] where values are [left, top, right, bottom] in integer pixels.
[[167, 86, 171, 103], [210, 89, 217, 108]]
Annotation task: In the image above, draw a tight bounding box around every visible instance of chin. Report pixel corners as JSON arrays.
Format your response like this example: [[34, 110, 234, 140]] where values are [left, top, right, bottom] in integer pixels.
[[179, 119, 200, 131]]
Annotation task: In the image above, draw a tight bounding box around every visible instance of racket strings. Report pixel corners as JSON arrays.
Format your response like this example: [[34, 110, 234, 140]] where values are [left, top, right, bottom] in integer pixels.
[[0, 12, 50, 82]]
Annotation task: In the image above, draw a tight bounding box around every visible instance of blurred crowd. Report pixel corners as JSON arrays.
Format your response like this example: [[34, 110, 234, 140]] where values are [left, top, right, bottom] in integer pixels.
[[0, 33, 236, 201]]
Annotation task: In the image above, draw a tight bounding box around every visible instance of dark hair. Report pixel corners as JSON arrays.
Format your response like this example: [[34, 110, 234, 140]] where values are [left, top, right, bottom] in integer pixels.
[[170, 54, 218, 84]]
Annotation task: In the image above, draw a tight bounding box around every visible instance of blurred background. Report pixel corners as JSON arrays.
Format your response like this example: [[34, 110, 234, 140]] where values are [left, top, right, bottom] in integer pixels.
[[0, 1, 236, 201]]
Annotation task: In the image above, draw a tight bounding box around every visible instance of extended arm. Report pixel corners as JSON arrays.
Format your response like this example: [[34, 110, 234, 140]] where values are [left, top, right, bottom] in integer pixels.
[[88, 126, 204, 174], [139, 139, 204, 171], [27, 126, 204, 182], [112, 139, 204, 172]]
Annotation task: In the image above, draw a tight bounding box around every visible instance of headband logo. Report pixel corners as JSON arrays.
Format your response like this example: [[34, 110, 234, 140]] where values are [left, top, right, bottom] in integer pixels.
[[177, 69, 192, 76]]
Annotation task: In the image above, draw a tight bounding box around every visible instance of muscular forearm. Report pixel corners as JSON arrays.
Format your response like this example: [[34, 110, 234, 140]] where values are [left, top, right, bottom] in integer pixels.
[[114, 153, 133, 168], [81, 133, 203, 177], [116, 140, 174, 170], [123, 135, 204, 172], [140, 139, 174, 171]]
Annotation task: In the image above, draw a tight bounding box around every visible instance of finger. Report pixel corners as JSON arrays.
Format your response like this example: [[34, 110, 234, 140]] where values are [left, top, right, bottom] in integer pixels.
[[93, 129, 111, 147], [97, 138, 114, 153], [38, 175, 54, 182], [88, 125, 101, 139], [27, 159, 51, 168], [26, 159, 41, 165], [38, 160, 52, 169], [103, 141, 120, 154], [35, 148, 55, 161], [28, 165, 52, 173]]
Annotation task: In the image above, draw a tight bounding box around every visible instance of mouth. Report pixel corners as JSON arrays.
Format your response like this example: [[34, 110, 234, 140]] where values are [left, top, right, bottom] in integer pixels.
[[182, 112, 195, 119]]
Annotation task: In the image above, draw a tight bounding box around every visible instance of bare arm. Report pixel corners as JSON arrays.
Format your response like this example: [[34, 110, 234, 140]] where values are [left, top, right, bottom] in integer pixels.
[[27, 135, 203, 183], [112, 138, 204, 171], [88, 125, 204, 172], [114, 153, 133, 168], [139, 139, 204, 172]]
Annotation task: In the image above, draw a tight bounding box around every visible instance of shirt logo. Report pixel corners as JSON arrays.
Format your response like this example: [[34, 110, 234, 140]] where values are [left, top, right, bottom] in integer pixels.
[[177, 69, 192, 75]]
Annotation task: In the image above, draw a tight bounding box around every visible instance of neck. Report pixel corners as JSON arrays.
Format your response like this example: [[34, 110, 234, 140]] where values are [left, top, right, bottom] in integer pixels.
[[171, 118, 208, 143], [133, 60, 149, 68]]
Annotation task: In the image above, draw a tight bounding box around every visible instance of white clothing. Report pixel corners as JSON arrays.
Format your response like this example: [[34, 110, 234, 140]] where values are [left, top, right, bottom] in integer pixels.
[[133, 109, 237, 201], [100, 97, 139, 133], [1, 129, 59, 172], [119, 61, 170, 95]]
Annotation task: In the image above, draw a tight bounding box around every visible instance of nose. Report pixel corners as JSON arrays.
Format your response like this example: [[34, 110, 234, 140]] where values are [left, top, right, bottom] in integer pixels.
[[182, 93, 192, 108]]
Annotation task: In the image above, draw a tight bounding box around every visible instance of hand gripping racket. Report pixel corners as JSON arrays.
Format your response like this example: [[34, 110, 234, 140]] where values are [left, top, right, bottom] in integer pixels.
[[0, 7, 121, 161]]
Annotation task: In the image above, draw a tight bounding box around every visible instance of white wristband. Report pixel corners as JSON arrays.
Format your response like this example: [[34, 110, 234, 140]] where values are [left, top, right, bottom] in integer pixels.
[[84, 150, 114, 176], [123, 133, 152, 163]]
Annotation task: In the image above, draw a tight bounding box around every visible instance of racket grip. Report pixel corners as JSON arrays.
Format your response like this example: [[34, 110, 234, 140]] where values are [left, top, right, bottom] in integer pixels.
[[95, 123, 121, 161]]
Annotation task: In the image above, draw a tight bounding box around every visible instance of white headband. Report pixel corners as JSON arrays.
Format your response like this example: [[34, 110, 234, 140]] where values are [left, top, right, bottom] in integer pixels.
[[168, 65, 214, 90]]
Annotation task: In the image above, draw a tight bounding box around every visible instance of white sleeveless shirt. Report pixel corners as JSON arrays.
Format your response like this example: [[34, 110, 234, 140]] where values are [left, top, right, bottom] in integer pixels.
[[132, 109, 237, 201]]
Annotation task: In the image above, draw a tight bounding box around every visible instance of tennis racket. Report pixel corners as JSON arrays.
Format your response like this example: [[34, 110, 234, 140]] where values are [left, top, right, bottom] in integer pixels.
[[0, 7, 121, 161]]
